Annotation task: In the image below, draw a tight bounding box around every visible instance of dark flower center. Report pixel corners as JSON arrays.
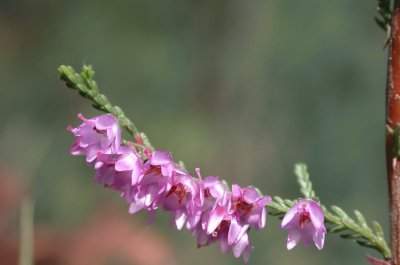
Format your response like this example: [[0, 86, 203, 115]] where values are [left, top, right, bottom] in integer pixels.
[[211, 219, 230, 237], [93, 126, 106, 134], [145, 166, 162, 176], [232, 199, 253, 216], [299, 204, 311, 228], [203, 188, 212, 198], [166, 183, 187, 204]]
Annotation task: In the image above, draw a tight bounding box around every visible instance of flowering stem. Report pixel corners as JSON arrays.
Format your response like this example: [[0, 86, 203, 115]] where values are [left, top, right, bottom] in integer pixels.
[[59, 64, 391, 260]]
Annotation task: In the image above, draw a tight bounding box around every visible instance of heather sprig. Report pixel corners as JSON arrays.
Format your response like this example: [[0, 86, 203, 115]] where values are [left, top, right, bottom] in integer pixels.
[[294, 164, 391, 260], [59, 64, 391, 262], [58, 65, 154, 151], [263, 163, 391, 259]]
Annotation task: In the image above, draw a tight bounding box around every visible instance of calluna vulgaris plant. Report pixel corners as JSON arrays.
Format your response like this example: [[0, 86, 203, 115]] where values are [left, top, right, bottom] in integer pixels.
[[59, 0, 400, 263]]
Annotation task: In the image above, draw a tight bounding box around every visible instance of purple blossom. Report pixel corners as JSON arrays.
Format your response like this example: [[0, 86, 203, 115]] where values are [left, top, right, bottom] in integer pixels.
[[231, 184, 271, 230], [124, 160, 168, 215], [68, 113, 121, 163], [94, 146, 144, 192], [150, 150, 177, 177], [198, 189, 253, 263], [163, 173, 199, 230], [123, 150, 181, 218], [186, 169, 227, 232], [281, 199, 326, 250]]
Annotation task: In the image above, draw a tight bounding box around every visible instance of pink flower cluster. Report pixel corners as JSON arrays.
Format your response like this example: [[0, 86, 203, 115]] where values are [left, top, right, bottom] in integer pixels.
[[68, 113, 272, 262]]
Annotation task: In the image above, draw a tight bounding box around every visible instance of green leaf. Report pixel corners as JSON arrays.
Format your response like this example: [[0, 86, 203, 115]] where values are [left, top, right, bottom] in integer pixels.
[[294, 163, 315, 199], [331, 205, 348, 219], [373, 221, 385, 239]]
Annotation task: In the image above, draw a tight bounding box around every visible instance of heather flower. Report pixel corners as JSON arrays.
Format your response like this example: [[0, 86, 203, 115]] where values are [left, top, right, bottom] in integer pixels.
[[94, 146, 144, 191], [200, 190, 232, 250], [150, 150, 177, 177], [94, 163, 132, 191], [228, 185, 270, 262], [124, 150, 179, 216], [281, 199, 326, 250], [206, 187, 232, 236], [113, 147, 145, 185], [231, 231, 252, 263], [124, 161, 168, 215], [199, 189, 253, 263], [231, 184, 271, 230], [163, 173, 199, 230], [68, 113, 121, 163], [186, 169, 227, 231]]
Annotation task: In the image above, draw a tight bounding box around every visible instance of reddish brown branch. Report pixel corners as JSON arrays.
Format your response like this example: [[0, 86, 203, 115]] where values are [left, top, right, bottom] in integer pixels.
[[387, 2, 400, 265]]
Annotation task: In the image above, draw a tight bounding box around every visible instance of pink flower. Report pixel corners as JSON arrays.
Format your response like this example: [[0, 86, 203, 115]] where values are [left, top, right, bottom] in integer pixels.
[[231, 184, 271, 230], [124, 161, 168, 215], [281, 199, 326, 250], [163, 173, 199, 230], [187, 179, 271, 263], [186, 169, 227, 232], [124, 150, 180, 217], [94, 146, 144, 192], [68, 113, 121, 163], [150, 150, 177, 177], [201, 190, 253, 263]]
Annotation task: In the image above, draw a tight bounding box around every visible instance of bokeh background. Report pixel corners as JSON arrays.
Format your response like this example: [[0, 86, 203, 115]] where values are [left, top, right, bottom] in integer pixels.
[[0, 1, 390, 264]]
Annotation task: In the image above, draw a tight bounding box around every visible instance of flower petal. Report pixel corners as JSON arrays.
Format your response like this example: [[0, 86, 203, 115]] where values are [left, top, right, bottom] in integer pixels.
[[228, 218, 242, 245], [242, 245, 251, 263], [175, 209, 188, 230], [313, 227, 326, 250], [220, 234, 230, 253], [308, 200, 325, 230], [231, 184, 242, 200], [129, 197, 145, 214], [95, 114, 118, 130], [232, 232, 249, 258], [207, 206, 225, 235], [115, 153, 135, 171], [151, 150, 173, 165], [300, 222, 314, 246], [243, 187, 260, 204], [287, 229, 301, 250], [281, 203, 300, 229], [260, 207, 266, 228]]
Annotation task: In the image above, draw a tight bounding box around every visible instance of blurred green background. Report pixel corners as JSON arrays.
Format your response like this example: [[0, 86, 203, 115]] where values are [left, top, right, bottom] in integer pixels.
[[0, 0, 390, 264]]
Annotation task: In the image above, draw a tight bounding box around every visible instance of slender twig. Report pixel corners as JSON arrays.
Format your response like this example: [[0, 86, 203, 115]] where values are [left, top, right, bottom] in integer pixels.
[[386, 1, 400, 264]]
